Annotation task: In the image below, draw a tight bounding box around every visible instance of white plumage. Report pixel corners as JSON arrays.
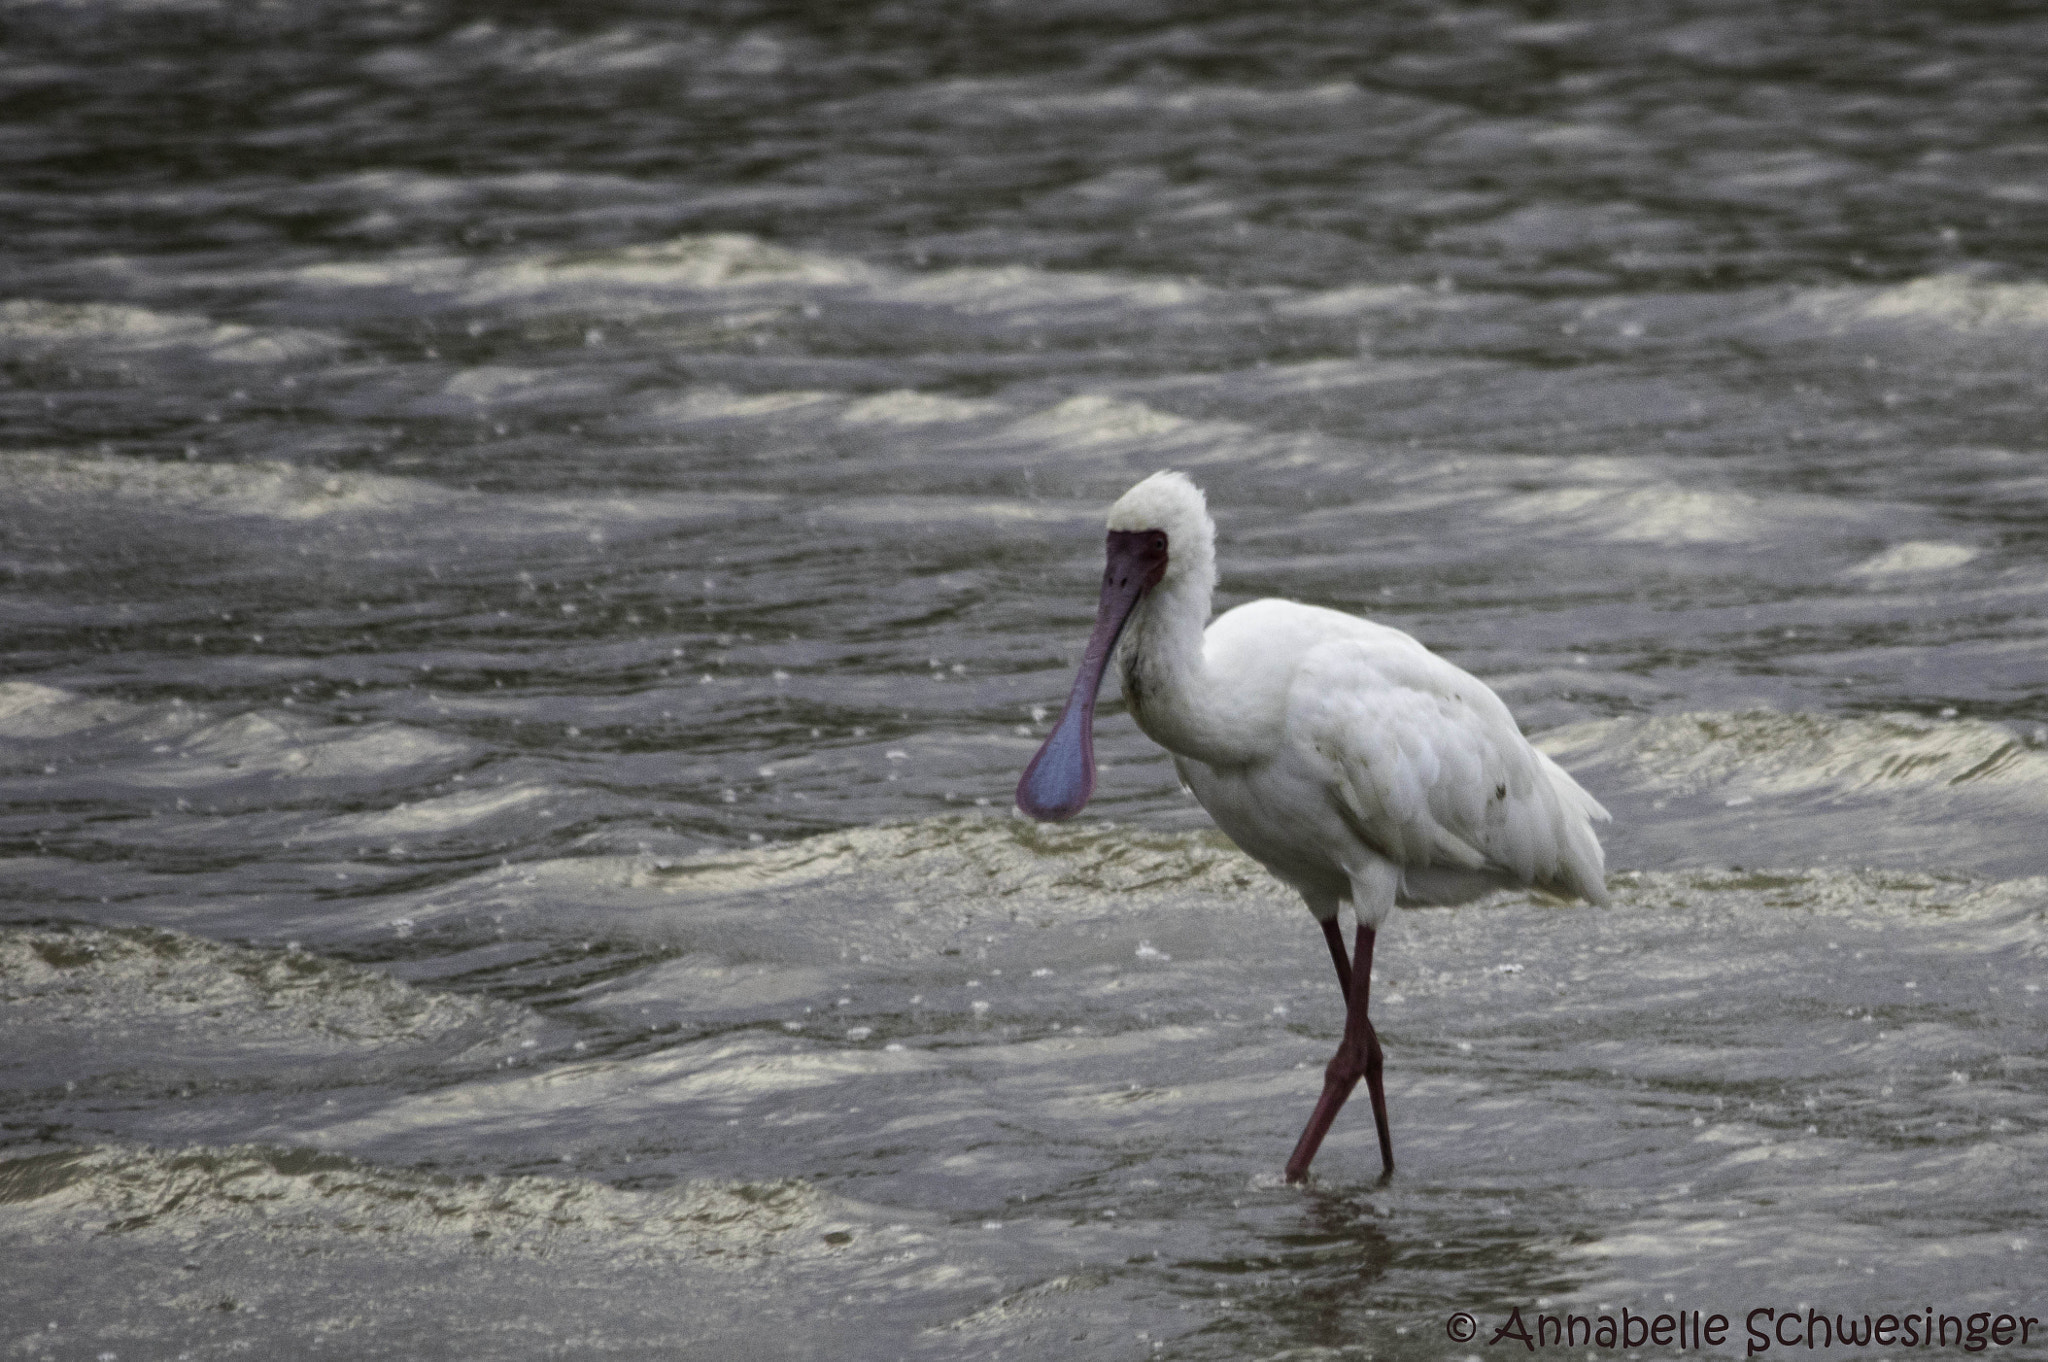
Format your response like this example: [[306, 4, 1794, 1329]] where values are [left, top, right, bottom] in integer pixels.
[[1104, 471, 1608, 927], [1180, 599, 1608, 920], [1018, 469, 1611, 1181]]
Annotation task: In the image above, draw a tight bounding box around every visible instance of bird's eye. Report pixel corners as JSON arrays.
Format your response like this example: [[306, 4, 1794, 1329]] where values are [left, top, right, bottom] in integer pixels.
[[1150, 533, 1167, 553]]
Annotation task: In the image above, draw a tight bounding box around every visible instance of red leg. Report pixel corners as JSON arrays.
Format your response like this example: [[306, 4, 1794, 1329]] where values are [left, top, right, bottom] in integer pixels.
[[1320, 917, 1351, 1003], [1285, 923, 1393, 1183]]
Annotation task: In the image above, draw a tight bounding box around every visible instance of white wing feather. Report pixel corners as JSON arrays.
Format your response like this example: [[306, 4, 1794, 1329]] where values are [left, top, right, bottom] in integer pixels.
[[1287, 629, 1610, 904]]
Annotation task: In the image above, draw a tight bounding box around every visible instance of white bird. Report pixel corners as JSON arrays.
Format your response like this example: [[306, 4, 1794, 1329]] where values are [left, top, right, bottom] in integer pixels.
[[1017, 470, 1609, 1182]]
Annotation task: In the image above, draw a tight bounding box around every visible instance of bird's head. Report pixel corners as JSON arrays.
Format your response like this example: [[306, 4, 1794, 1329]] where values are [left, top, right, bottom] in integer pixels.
[[1104, 469, 1216, 593], [1016, 470, 1214, 821]]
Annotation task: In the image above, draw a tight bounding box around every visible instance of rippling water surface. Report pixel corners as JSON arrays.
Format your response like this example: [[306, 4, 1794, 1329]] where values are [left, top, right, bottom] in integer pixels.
[[4, 1, 2046, 1357]]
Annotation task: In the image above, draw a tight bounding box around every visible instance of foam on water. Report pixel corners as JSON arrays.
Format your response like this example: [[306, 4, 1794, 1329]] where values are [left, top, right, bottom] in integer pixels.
[[267, 227, 1268, 351], [1544, 710, 2048, 877], [270, 1033, 941, 1152], [352, 20, 809, 85], [647, 385, 840, 424], [1554, 709, 2048, 803], [324, 166, 672, 208], [4, 809, 2045, 1355], [0, 924, 528, 1100], [0, 681, 137, 739], [980, 393, 1314, 477], [368, 815, 1292, 963], [1788, 275, 2048, 336], [0, 688, 490, 862], [808, 493, 1093, 530], [997, 393, 1197, 446], [311, 783, 554, 839], [636, 815, 1291, 914], [0, 1142, 849, 1259], [1848, 540, 1982, 578], [280, 233, 880, 312], [122, 710, 472, 790], [464, 233, 879, 306], [435, 364, 618, 409], [0, 451, 449, 520], [0, 1142, 993, 1357], [0, 300, 342, 366], [1488, 480, 1879, 545], [838, 391, 1010, 427], [589, 952, 839, 1014], [888, 264, 1217, 320]]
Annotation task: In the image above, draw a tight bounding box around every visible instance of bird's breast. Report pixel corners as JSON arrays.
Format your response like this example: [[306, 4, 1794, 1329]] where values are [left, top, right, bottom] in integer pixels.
[[1177, 755, 1353, 905]]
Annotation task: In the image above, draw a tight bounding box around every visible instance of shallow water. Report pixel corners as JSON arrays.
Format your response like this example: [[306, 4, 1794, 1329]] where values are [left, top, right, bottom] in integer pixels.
[[3, 1, 2046, 1357]]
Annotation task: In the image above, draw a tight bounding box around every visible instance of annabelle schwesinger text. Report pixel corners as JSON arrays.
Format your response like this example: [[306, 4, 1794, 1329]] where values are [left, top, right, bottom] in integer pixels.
[[1478, 1304, 2041, 1354]]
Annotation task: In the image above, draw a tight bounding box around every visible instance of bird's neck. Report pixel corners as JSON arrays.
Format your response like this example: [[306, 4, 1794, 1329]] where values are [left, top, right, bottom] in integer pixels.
[[1118, 565, 1247, 767]]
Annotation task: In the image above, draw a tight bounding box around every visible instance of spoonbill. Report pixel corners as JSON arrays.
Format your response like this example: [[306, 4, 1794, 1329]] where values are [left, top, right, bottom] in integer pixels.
[[1016, 471, 1609, 1182]]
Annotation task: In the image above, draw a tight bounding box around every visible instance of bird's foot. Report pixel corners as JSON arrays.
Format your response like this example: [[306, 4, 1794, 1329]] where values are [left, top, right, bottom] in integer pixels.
[[1280, 1157, 1394, 1186]]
